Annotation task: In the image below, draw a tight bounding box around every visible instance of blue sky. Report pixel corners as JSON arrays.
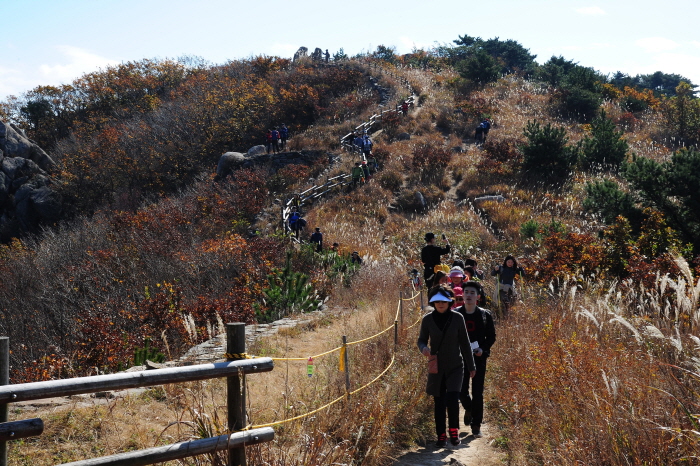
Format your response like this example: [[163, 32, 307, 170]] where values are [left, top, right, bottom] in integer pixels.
[[1, 0, 699, 101]]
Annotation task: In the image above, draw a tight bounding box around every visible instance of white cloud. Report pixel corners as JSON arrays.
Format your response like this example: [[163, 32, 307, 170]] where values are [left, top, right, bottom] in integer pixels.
[[575, 6, 606, 16], [39, 45, 118, 83], [691, 41, 700, 49], [635, 37, 679, 53]]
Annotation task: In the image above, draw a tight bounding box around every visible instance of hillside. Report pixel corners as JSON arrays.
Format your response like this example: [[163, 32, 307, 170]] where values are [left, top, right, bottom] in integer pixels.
[[2, 40, 700, 464]]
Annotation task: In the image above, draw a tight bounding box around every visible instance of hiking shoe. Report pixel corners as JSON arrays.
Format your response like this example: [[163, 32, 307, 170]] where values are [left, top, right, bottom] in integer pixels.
[[435, 433, 447, 448], [472, 430, 483, 438], [449, 428, 461, 446]]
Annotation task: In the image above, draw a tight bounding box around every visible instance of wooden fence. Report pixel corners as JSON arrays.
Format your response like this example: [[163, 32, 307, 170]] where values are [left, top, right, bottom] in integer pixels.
[[0, 324, 274, 466], [282, 86, 415, 234]]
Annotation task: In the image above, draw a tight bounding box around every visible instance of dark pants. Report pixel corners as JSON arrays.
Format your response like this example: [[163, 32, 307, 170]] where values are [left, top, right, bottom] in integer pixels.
[[460, 356, 487, 431], [423, 267, 434, 289], [434, 375, 460, 435]]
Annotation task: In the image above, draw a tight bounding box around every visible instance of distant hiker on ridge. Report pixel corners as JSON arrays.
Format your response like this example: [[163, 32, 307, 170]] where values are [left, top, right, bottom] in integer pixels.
[[280, 124, 289, 150]]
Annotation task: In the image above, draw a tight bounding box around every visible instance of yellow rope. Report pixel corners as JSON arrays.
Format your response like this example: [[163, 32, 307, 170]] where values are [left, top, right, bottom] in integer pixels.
[[406, 313, 423, 330], [346, 322, 394, 346], [401, 290, 421, 301], [224, 353, 252, 359], [349, 354, 395, 395], [248, 354, 396, 429]]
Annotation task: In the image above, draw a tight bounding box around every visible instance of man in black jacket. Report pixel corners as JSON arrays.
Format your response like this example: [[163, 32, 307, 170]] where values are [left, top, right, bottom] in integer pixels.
[[421, 232, 450, 288], [454, 280, 496, 438]]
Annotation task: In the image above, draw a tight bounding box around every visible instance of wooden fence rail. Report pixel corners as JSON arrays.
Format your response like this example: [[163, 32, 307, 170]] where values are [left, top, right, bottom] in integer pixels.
[[0, 324, 274, 466], [60, 428, 275, 466], [0, 358, 272, 404]]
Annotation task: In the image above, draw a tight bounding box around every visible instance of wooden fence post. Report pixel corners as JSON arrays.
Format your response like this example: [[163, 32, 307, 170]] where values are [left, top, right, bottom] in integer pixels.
[[0, 337, 8, 466], [399, 291, 404, 326], [227, 324, 246, 466], [342, 336, 350, 396]]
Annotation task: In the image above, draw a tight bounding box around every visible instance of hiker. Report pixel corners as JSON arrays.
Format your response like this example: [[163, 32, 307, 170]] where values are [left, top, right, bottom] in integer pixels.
[[265, 129, 273, 154], [410, 268, 422, 290], [280, 124, 289, 150], [434, 270, 450, 287], [474, 118, 491, 143], [366, 153, 378, 173], [454, 281, 496, 438], [353, 133, 364, 153], [330, 242, 339, 253], [361, 135, 373, 156], [351, 251, 363, 265], [491, 255, 525, 316], [325, 49, 330, 63], [401, 101, 409, 116], [310, 227, 323, 252], [417, 285, 476, 448], [448, 267, 467, 289], [451, 287, 464, 310], [289, 210, 306, 236], [463, 258, 485, 280], [361, 160, 370, 180], [291, 194, 302, 214], [421, 232, 451, 288], [462, 266, 486, 306], [271, 127, 281, 153], [351, 162, 365, 187]]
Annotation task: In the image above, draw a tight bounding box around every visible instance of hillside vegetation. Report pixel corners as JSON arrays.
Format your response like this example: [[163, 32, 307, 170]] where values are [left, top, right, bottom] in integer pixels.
[[2, 37, 700, 464]]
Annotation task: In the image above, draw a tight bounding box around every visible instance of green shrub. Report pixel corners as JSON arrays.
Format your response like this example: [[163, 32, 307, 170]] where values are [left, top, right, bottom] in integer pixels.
[[580, 111, 630, 170], [583, 179, 642, 227], [520, 219, 541, 239], [132, 338, 165, 367], [256, 251, 322, 322], [520, 121, 578, 182]]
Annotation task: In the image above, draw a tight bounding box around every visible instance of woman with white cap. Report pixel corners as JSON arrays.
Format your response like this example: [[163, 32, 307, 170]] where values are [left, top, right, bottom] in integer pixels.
[[417, 285, 476, 448]]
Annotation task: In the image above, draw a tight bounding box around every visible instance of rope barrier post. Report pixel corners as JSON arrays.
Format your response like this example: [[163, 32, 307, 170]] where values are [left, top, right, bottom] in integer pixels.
[[399, 291, 404, 326], [0, 337, 8, 466], [227, 323, 246, 466], [342, 336, 350, 397], [420, 289, 424, 311], [394, 321, 398, 348]]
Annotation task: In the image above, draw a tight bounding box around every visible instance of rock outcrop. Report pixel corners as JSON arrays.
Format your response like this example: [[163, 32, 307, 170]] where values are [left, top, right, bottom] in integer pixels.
[[0, 121, 62, 241], [215, 150, 328, 181], [0, 121, 55, 171]]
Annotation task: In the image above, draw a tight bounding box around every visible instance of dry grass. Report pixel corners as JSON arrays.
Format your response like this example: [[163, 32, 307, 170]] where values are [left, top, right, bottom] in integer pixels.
[[489, 265, 700, 464]]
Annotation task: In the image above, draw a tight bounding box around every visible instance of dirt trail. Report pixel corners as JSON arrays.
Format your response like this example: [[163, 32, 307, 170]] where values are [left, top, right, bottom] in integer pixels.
[[391, 415, 504, 466]]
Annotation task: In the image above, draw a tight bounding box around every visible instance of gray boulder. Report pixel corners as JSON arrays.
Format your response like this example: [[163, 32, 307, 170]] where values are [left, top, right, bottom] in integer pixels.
[[247, 145, 267, 156], [0, 121, 55, 171], [293, 47, 308, 63], [2, 155, 44, 180], [216, 152, 246, 179]]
